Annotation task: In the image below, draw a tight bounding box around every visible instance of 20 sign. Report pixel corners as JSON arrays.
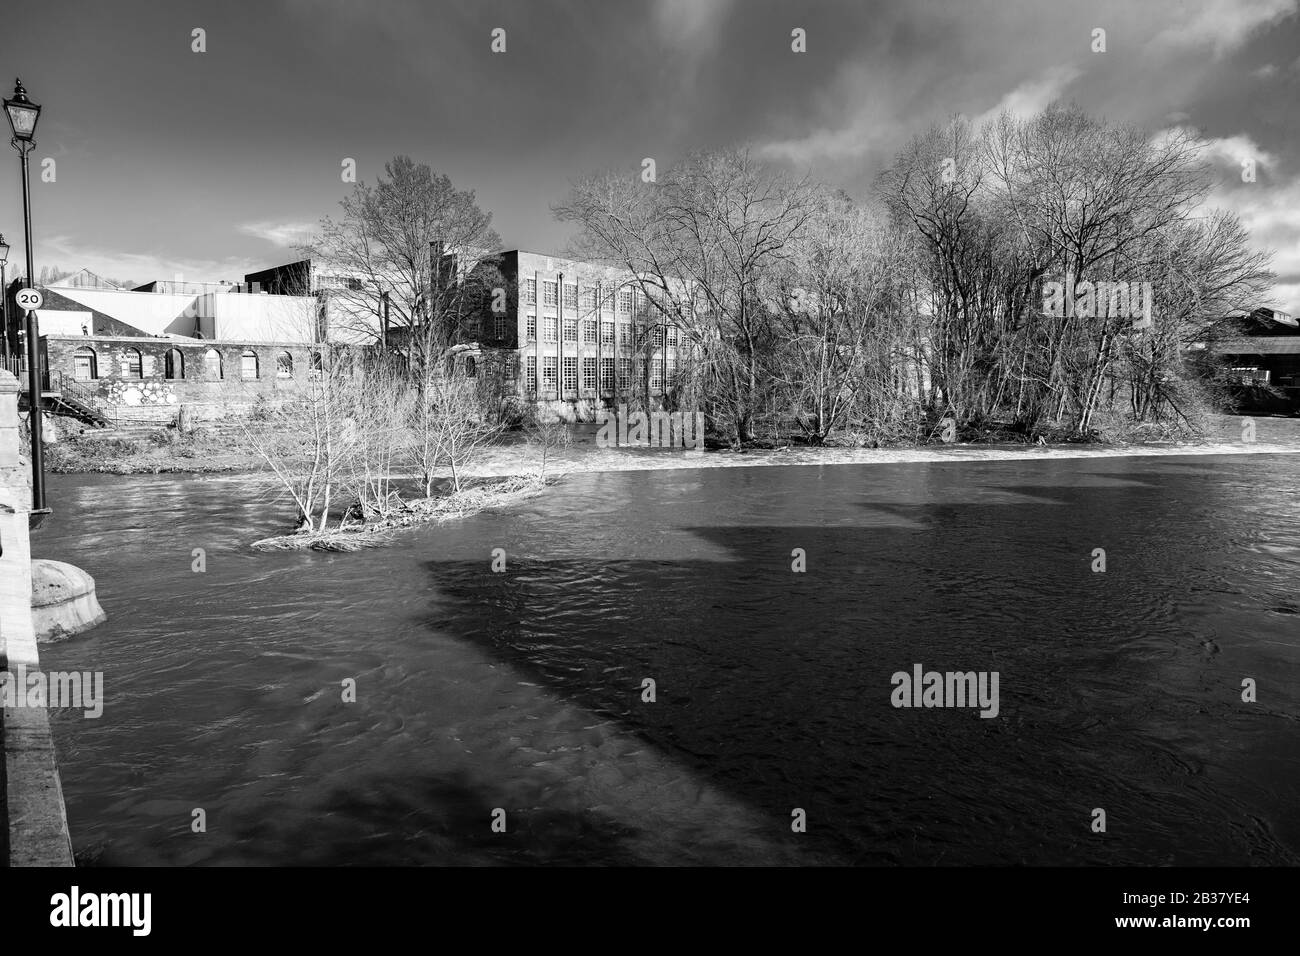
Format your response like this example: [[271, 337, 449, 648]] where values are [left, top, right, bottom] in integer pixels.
[[16, 288, 42, 311]]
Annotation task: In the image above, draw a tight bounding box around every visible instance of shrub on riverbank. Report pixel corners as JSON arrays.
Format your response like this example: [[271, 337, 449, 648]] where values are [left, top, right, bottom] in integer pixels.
[[45, 428, 244, 474], [250, 473, 554, 552]]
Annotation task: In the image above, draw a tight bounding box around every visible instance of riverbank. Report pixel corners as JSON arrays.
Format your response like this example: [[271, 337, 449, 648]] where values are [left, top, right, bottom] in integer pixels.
[[44, 413, 1300, 480]]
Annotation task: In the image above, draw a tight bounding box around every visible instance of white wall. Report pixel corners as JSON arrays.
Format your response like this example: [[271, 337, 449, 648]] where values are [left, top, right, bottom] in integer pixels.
[[34, 310, 93, 336], [209, 293, 315, 343], [48, 286, 212, 337]]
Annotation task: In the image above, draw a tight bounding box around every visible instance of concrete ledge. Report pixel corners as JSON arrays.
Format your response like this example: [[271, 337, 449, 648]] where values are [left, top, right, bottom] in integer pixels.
[[2, 701, 75, 866], [0, 369, 76, 867]]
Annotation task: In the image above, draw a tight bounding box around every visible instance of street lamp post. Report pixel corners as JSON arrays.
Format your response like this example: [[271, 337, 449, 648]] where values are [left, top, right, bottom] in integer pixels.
[[5, 78, 48, 518], [0, 233, 9, 367]]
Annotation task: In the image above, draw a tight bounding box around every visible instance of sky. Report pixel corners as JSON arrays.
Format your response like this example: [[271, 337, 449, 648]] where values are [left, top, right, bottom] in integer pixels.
[[0, 0, 1297, 309]]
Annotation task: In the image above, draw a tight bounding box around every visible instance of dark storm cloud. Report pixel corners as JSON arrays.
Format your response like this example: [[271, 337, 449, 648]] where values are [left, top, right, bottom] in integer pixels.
[[0, 0, 1295, 306]]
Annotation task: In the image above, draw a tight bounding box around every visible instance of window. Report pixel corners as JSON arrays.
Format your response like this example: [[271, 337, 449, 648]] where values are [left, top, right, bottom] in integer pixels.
[[619, 322, 631, 347], [582, 320, 597, 344], [204, 348, 223, 379], [542, 355, 557, 391], [601, 321, 614, 345], [652, 326, 665, 347], [562, 318, 577, 342], [526, 315, 537, 342], [543, 281, 557, 306], [582, 357, 596, 392], [666, 355, 678, 384], [600, 357, 615, 392], [276, 351, 293, 378], [165, 348, 184, 380], [667, 326, 678, 346], [634, 290, 648, 316], [562, 356, 577, 393], [125, 348, 143, 379], [241, 350, 259, 380], [73, 347, 97, 381], [650, 362, 663, 390], [603, 290, 617, 313], [618, 289, 633, 313], [543, 317, 558, 342], [494, 314, 508, 341], [524, 278, 537, 305], [580, 288, 595, 311], [563, 283, 577, 309], [618, 358, 632, 389], [526, 355, 537, 393], [318, 274, 362, 291], [464, 356, 477, 378]]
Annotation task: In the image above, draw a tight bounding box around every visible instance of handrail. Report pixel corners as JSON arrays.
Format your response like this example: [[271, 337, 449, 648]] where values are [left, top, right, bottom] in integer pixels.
[[52, 372, 114, 426]]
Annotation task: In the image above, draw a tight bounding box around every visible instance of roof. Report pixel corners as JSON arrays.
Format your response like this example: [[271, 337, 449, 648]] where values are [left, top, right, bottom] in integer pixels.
[[1212, 338, 1300, 355]]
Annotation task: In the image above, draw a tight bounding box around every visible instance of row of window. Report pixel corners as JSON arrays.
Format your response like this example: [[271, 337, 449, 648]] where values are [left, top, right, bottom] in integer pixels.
[[521, 316, 678, 346], [524, 355, 677, 393], [70, 346, 303, 382], [522, 279, 662, 316]]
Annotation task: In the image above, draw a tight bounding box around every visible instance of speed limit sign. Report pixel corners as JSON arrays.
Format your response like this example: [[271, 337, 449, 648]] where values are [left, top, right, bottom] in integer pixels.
[[16, 288, 42, 311]]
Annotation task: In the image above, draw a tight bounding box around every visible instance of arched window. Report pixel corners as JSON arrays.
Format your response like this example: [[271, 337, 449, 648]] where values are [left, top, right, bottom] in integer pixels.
[[276, 351, 293, 378], [204, 348, 223, 379], [73, 346, 98, 382], [125, 347, 143, 379], [165, 348, 184, 380], [241, 350, 259, 380]]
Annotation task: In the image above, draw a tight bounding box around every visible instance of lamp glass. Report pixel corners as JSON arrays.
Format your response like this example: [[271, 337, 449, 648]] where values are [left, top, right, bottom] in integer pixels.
[[5, 101, 39, 140]]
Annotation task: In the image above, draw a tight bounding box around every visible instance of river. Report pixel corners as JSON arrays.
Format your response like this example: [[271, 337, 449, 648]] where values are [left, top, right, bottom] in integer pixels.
[[34, 454, 1300, 865]]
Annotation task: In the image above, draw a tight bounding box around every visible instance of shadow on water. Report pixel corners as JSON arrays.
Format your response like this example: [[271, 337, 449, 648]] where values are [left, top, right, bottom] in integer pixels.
[[420, 479, 1300, 865]]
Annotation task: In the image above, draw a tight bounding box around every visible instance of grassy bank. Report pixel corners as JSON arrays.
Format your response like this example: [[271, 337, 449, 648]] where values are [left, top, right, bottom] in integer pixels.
[[44, 413, 1300, 480], [46, 429, 252, 475]]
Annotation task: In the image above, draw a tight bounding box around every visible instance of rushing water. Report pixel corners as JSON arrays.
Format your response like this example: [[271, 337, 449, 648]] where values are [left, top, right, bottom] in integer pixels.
[[33, 454, 1300, 866]]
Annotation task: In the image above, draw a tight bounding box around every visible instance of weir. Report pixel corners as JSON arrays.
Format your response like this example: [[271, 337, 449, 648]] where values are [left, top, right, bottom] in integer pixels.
[[0, 369, 75, 866]]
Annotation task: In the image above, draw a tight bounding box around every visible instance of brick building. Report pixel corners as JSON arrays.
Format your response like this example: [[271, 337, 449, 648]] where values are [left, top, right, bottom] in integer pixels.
[[461, 249, 692, 421], [39, 335, 346, 427]]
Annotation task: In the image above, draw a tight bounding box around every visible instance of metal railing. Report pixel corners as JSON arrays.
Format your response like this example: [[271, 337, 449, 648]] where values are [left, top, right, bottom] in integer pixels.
[[52, 372, 114, 426]]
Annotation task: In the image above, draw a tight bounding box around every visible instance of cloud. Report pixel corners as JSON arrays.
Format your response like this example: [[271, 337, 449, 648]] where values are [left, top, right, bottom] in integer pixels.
[[1160, 128, 1279, 171], [760, 62, 1083, 169], [238, 221, 316, 247], [1185, 133, 1300, 312], [1152, 0, 1298, 57], [972, 65, 1083, 127], [651, 0, 736, 55], [31, 235, 263, 288]]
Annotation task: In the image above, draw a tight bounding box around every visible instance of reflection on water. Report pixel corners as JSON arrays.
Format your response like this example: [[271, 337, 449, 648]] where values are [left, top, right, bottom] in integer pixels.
[[35, 455, 1300, 865]]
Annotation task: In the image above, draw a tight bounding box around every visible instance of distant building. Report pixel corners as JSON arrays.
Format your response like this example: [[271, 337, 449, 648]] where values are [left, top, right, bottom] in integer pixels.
[[1206, 307, 1300, 414], [450, 249, 693, 421]]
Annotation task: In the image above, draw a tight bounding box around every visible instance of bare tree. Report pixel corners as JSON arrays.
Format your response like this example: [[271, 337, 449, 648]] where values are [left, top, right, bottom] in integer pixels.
[[556, 145, 816, 442], [406, 369, 501, 496], [304, 155, 502, 376]]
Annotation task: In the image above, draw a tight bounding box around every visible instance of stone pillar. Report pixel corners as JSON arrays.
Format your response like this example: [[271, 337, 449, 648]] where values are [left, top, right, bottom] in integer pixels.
[[0, 369, 75, 866]]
